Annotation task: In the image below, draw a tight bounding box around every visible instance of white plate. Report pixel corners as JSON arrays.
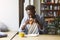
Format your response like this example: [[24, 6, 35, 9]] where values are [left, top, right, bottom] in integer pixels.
[[25, 34, 39, 37]]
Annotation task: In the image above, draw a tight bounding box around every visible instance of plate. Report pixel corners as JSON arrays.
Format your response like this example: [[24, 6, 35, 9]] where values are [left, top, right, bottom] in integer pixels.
[[25, 34, 39, 37]]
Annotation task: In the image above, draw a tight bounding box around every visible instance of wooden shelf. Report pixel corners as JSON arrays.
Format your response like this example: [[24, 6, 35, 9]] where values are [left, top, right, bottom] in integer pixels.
[[41, 3, 60, 6], [44, 16, 56, 18], [45, 18, 54, 21], [41, 10, 60, 12], [40, 0, 60, 35]]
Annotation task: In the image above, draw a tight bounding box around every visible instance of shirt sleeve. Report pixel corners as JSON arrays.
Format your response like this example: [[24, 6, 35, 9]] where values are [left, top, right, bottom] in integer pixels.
[[36, 14, 44, 26], [18, 17, 28, 32]]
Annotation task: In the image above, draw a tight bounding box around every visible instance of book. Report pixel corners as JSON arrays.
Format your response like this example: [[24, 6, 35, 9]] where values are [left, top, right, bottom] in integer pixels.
[[55, 0, 58, 3], [51, 0, 54, 3], [47, 0, 51, 2], [41, 0, 44, 3]]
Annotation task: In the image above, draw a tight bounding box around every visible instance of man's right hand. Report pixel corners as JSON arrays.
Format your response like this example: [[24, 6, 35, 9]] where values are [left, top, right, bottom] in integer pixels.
[[21, 19, 29, 30], [25, 19, 29, 25]]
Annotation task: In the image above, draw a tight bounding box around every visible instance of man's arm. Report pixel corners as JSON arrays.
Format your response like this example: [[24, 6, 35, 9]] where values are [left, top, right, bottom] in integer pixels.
[[36, 15, 44, 29], [19, 17, 29, 31], [21, 19, 29, 30]]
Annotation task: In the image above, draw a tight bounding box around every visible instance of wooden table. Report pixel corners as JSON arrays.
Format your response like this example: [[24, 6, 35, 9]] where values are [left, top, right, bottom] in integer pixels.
[[0, 32, 17, 40], [13, 35, 60, 40], [0, 32, 60, 40]]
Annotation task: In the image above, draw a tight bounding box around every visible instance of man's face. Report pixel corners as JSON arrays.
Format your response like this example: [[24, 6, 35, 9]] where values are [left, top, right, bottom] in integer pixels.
[[26, 10, 35, 17]]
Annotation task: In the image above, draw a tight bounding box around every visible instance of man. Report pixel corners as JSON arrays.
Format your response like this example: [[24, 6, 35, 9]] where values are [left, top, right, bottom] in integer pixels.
[[19, 5, 45, 34]]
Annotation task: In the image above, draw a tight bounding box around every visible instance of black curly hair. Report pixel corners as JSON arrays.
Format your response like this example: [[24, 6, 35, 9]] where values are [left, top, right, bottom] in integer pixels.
[[25, 5, 35, 11]]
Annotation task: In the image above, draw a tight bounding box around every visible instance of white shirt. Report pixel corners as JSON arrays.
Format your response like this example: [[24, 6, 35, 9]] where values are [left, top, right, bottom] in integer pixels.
[[19, 14, 44, 34], [26, 23, 39, 34]]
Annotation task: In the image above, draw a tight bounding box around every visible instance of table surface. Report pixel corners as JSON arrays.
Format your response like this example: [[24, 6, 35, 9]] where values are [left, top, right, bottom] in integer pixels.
[[0, 32, 60, 40], [0, 32, 17, 40]]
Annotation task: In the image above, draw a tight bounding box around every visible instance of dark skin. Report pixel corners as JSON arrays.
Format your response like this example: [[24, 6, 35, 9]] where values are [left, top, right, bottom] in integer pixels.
[[21, 10, 43, 30]]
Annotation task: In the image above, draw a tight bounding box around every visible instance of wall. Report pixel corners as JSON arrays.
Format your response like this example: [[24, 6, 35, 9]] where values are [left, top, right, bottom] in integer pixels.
[[34, 0, 40, 16], [24, 0, 30, 17], [24, 0, 40, 17], [0, 0, 19, 31]]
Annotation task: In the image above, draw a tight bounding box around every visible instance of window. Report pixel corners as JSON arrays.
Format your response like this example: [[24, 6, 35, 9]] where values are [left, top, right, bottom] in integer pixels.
[[24, 0, 34, 17]]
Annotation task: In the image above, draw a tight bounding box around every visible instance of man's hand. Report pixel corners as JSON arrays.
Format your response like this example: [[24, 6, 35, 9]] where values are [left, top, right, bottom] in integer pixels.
[[25, 19, 29, 25], [21, 19, 29, 30]]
